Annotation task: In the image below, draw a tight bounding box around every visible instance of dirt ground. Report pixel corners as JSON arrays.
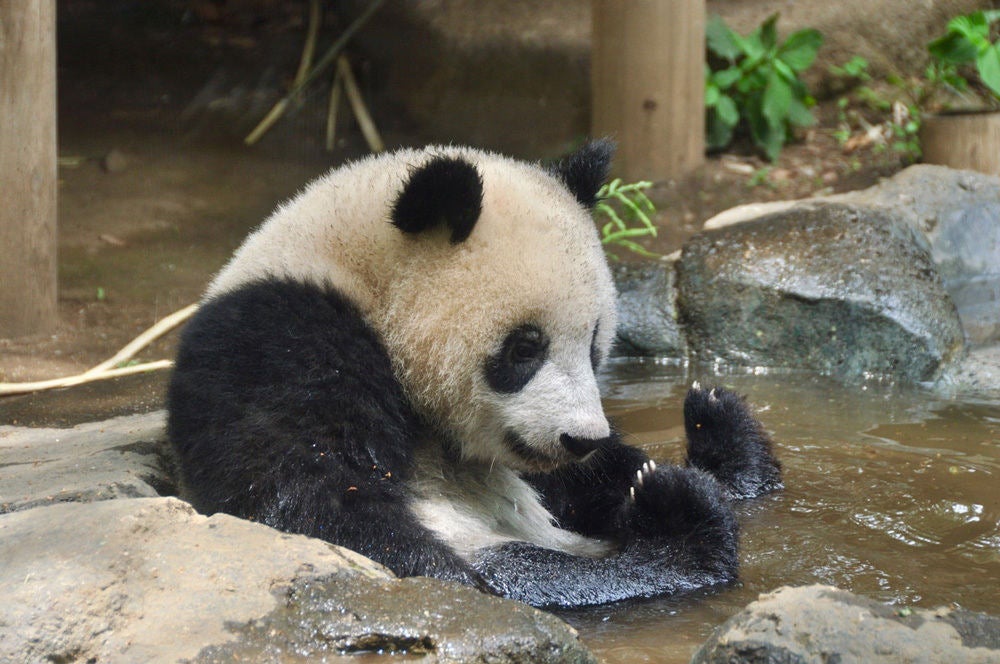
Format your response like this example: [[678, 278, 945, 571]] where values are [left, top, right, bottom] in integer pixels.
[[0, 4, 912, 425]]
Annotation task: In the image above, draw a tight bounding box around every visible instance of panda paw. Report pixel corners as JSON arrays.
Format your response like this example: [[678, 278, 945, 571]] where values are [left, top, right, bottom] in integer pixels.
[[683, 383, 782, 500], [625, 463, 738, 550], [628, 459, 658, 504]]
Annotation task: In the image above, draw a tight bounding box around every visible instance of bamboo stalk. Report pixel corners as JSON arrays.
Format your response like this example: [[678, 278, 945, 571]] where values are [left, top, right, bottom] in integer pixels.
[[245, 0, 386, 145], [337, 55, 384, 153], [326, 65, 344, 151], [293, 0, 323, 90], [0, 304, 198, 397]]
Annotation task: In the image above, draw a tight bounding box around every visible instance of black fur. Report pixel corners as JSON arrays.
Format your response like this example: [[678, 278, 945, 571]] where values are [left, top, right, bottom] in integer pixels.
[[167, 279, 480, 586], [483, 324, 549, 394], [168, 278, 782, 609], [684, 386, 783, 499], [477, 464, 738, 608], [391, 155, 483, 243], [550, 139, 616, 208]]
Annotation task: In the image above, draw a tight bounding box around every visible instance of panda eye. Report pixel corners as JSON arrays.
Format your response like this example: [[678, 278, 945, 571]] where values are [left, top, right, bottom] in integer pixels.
[[509, 328, 547, 363], [485, 324, 549, 393]]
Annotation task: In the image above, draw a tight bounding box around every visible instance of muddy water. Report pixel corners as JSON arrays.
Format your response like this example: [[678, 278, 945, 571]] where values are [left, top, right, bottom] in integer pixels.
[[566, 360, 1000, 663]]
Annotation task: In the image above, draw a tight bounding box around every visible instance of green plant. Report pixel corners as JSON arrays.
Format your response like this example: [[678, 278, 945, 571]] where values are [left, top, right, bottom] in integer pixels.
[[705, 14, 823, 161], [828, 57, 922, 162], [595, 179, 658, 260], [928, 10, 1000, 104]]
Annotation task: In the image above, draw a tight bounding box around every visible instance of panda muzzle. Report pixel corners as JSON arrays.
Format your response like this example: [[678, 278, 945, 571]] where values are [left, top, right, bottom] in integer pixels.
[[559, 433, 611, 459]]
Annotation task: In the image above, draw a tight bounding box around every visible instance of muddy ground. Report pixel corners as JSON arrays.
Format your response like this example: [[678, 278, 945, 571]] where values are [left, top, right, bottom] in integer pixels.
[[0, 3, 911, 425]]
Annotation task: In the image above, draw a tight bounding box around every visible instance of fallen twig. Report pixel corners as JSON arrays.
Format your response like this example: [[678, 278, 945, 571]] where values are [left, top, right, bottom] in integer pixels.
[[0, 304, 198, 397]]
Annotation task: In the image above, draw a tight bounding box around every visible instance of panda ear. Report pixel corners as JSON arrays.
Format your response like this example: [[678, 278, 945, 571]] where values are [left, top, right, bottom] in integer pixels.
[[550, 139, 615, 208], [391, 155, 483, 244]]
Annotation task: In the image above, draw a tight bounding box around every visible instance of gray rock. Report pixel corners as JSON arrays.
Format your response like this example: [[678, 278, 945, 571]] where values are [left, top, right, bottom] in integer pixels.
[[197, 575, 596, 663], [612, 260, 687, 358], [0, 411, 173, 514], [678, 202, 966, 382], [835, 165, 1000, 347], [705, 165, 1000, 347], [0, 496, 595, 664], [691, 584, 1000, 664]]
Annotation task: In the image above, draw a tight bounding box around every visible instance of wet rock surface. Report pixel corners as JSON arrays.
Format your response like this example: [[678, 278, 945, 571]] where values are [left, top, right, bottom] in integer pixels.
[[612, 261, 687, 358], [0, 414, 595, 664], [0, 411, 172, 513], [615, 165, 999, 387], [835, 165, 1000, 347], [706, 165, 1000, 348], [692, 585, 1000, 664], [677, 202, 965, 382]]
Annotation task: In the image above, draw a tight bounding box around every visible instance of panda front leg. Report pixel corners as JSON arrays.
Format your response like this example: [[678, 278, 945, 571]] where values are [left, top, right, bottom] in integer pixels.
[[682, 384, 783, 500], [475, 462, 739, 608]]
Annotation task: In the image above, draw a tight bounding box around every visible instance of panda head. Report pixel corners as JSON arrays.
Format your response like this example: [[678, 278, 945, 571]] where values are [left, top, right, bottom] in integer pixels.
[[377, 141, 618, 472]]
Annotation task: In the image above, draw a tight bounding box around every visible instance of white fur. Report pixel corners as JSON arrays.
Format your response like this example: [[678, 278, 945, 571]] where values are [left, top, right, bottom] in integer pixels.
[[409, 443, 611, 559], [206, 146, 619, 554]]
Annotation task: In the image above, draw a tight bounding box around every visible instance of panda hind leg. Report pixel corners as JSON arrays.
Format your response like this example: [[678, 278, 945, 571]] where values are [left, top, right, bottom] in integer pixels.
[[682, 384, 782, 500]]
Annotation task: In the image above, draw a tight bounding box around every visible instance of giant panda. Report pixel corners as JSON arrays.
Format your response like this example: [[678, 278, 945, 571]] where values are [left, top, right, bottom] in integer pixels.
[[166, 141, 782, 608]]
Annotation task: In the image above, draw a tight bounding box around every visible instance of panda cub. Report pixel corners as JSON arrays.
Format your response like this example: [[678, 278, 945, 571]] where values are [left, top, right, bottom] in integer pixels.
[[167, 141, 781, 608]]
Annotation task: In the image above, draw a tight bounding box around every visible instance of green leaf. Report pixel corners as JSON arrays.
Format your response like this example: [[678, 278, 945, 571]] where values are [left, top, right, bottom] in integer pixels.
[[772, 58, 798, 84], [947, 12, 990, 47], [738, 24, 766, 61], [778, 29, 823, 71], [706, 15, 742, 59], [716, 94, 740, 128], [762, 69, 793, 127], [786, 97, 816, 127], [705, 84, 721, 107], [929, 31, 978, 65], [707, 110, 736, 149], [712, 67, 742, 90], [976, 43, 1000, 98], [758, 121, 786, 162], [759, 13, 779, 52]]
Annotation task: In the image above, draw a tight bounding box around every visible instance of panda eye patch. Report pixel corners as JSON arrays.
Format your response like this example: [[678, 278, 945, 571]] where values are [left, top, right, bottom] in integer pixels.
[[485, 324, 549, 393]]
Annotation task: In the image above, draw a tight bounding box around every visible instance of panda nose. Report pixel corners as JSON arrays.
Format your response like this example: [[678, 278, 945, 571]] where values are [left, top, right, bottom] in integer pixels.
[[559, 433, 611, 459]]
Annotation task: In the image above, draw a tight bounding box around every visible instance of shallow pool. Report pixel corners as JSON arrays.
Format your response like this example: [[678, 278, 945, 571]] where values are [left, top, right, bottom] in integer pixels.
[[563, 360, 1000, 663]]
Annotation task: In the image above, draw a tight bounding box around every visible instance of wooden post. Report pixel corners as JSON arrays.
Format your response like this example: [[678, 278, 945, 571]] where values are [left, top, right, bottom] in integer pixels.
[[0, 0, 58, 338], [592, 0, 705, 182]]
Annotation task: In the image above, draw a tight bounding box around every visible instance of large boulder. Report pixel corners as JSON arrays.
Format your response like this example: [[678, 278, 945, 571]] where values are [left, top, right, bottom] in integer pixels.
[[0, 415, 596, 663], [677, 202, 966, 382], [692, 585, 1000, 664], [705, 165, 1000, 347]]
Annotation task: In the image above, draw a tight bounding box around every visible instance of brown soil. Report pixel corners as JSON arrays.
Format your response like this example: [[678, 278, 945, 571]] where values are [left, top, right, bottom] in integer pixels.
[[0, 4, 911, 425]]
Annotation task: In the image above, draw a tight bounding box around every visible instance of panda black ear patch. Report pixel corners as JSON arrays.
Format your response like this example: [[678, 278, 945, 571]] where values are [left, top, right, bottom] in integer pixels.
[[392, 155, 483, 244], [550, 139, 615, 208]]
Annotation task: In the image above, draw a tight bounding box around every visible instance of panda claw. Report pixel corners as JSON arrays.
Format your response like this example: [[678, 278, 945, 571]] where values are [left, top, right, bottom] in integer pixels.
[[629, 485, 636, 503], [636, 468, 644, 488], [649, 459, 657, 472]]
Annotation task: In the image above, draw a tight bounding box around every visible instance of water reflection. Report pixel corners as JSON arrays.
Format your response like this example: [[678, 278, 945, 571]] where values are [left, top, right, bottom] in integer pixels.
[[567, 360, 1000, 663]]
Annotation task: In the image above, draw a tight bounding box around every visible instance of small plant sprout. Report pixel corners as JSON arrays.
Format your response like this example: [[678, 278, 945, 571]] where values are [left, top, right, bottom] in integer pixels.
[[595, 179, 658, 260]]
